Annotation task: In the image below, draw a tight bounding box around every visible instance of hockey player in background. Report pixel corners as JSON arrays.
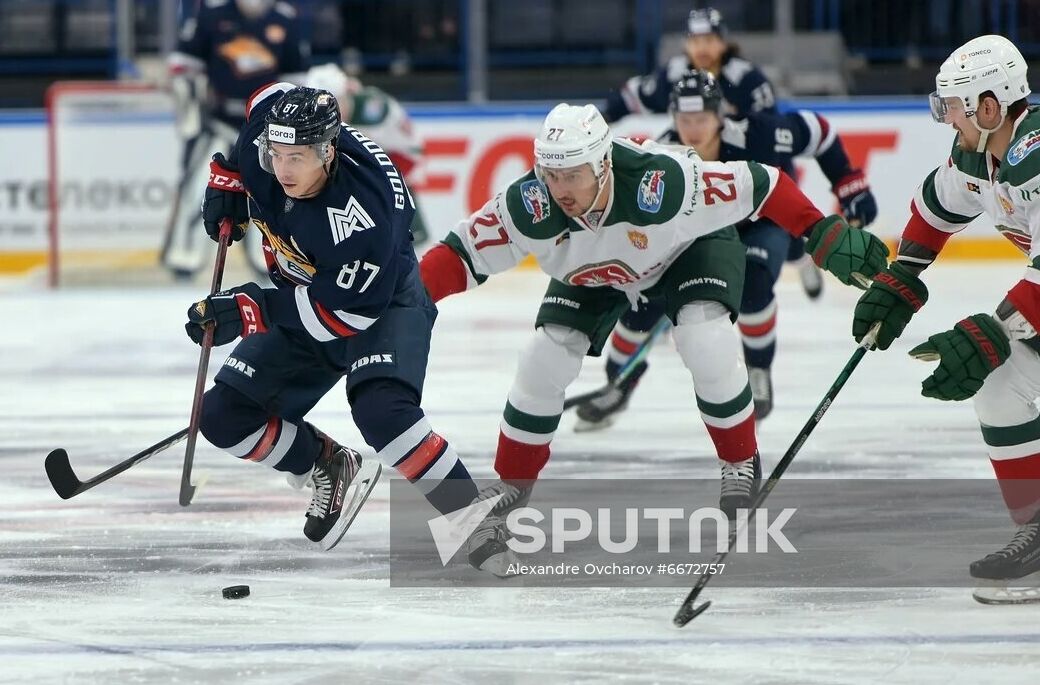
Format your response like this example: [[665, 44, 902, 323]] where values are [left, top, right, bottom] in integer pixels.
[[604, 7, 825, 305], [852, 35, 1040, 599], [184, 84, 478, 551], [303, 63, 430, 246], [575, 70, 876, 428], [419, 103, 888, 572], [164, 0, 309, 279]]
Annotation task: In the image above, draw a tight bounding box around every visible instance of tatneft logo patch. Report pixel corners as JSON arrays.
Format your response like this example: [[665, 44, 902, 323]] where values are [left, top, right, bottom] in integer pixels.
[[267, 124, 296, 143]]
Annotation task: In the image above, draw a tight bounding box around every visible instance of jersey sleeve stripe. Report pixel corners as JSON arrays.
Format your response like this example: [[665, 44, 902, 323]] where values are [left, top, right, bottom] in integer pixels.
[[443, 232, 488, 286], [293, 286, 352, 341], [797, 111, 823, 156], [747, 161, 778, 215], [916, 169, 978, 226]]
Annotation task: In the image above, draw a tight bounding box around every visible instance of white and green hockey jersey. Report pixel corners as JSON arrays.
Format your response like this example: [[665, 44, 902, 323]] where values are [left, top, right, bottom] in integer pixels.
[[443, 138, 782, 299], [909, 107, 1040, 262]]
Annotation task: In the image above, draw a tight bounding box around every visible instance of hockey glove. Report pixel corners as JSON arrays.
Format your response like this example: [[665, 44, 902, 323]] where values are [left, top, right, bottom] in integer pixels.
[[852, 262, 928, 350], [832, 170, 877, 228], [203, 153, 249, 243], [908, 314, 1011, 401], [185, 282, 269, 346], [805, 214, 889, 289]]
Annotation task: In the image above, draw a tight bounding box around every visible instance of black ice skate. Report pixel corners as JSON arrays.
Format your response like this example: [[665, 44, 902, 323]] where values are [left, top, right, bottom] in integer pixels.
[[970, 510, 1040, 581], [748, 366, 773, 420], [573, 362, 647, 433], [467, 480, 533, 577], [303, 438, 381, 551], [719, 452, 762, 520]]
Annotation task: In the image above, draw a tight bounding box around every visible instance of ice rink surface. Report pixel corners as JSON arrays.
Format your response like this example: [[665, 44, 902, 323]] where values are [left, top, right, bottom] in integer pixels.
[[2, 262, 1038, 684]]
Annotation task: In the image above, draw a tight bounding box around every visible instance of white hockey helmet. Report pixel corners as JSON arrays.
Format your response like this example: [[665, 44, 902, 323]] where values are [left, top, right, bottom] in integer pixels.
[[304, 63, 361, 118], [931, 35, 1030, 148], [534, 104, 613, 180]]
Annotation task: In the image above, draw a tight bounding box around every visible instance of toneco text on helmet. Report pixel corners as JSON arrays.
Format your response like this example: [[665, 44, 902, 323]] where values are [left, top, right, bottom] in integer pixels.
[[930, 35, 1031, 153]]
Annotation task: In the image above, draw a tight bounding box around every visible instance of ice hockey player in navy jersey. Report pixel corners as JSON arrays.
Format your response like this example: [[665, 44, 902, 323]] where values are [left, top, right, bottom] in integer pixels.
[[183, 83, 478, 552], [163, 0, 310, 279], [575, 69, 877, 428], [604, 6, 825, 297]]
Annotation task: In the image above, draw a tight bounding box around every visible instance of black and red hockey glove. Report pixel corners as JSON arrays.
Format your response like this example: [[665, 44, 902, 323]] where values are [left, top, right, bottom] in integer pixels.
[[203, 153, 250, 243], [185, 282, 268, 346], [832, 169, 877, 228]]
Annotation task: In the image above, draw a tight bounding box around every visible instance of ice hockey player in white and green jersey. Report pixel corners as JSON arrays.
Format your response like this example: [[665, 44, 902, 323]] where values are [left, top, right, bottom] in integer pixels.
[[419, 103, 888, 575], [851, 35, 1040, 602]]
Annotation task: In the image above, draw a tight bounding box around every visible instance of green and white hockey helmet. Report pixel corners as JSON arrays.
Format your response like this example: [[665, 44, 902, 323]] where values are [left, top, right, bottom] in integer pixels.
[[304, 63, 362, 112], [534, 104, 613, 180], [931, 34, 1030, 124]]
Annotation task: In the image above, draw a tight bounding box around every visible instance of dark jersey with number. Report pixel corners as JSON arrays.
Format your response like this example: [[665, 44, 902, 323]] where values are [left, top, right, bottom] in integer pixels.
[[171, 0, 308, 127], [604, 53, 777, 123], [660, 109, 854, 186], [229, 82, 418, 343]]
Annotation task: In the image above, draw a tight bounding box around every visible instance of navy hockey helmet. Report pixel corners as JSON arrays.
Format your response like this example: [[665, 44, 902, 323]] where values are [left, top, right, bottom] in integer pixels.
[[687, 8, 728, 39], [669, 69, 724, 115], [261, 86, 341, 172]]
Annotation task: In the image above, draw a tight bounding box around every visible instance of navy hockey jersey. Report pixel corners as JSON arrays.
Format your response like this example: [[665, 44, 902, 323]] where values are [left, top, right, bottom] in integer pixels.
[[604, 53, 776, 123], [230, 82, 418, 343], [659, 109, 853, 186], [170, 0, 309, 125]]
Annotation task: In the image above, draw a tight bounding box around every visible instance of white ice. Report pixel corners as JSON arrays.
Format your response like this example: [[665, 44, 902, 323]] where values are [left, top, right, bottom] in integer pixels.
[[1, 264, 1038, 684]]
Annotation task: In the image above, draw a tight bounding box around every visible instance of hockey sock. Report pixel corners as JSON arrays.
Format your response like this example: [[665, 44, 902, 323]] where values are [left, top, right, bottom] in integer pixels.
[[497, 324, 588, 481], [982, 417, 1040, 525], [674, 301, 758, 463]]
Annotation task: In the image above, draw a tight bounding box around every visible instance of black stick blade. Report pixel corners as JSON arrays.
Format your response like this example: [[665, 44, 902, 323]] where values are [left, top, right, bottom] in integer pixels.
[[673, 600, 711, 628], [178, 483, 197, 507], [45, 449, 84, 499]]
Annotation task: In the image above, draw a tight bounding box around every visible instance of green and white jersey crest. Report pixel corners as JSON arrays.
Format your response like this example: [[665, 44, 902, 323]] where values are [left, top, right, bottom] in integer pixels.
[[914, 107, 1040, 258], [444, 137, 778, 295]]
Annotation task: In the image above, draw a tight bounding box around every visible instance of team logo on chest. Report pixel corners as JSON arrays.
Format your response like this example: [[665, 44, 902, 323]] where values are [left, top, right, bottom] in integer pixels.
[[637, 170, 666, 213], [520, 180, 551, 224], [328, 196, 376, 245], [627, 230, 648, 250], [564, 260, 640, 287]]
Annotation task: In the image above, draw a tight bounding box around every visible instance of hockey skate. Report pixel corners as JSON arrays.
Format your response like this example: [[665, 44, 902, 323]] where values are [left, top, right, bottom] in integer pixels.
[[467, 480, 533, 577], [748, 366, 773, 420], [797, 255, 824, 300], [573, 363, 646, 433], [297, 438, 381, 551], [719, 452, 762, 520], [970, 510, 1040, 605]]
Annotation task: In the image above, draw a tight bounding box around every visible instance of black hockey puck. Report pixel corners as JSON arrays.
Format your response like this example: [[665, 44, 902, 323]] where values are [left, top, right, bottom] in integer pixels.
[[222, 585, 250, 600]]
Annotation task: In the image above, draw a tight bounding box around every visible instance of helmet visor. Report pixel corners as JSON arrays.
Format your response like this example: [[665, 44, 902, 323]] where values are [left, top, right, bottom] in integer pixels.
[[259, 139, 329, 174], [930, 92, 966, 124]]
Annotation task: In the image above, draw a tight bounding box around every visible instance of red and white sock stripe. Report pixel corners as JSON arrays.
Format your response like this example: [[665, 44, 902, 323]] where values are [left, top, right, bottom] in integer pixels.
[[607, 324, 652, 366], [227, 417, 299, 468], [738, 299, 778, 350], [378, 417, 461, 494], [989, 451, 1040, 525]]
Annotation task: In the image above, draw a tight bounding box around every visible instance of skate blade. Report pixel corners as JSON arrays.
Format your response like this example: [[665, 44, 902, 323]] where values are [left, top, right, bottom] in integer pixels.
[[320, 460, 382, 552], [477, 549, 522, 578], [573, 415, 616, 433], [972, 583, 1040, 605]]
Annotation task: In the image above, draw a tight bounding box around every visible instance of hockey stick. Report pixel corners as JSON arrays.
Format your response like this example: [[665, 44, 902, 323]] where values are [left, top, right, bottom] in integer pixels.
[[672, 323, 881, 627], [563, 317, 671, 411], [179, 218, 233, 506], [45, 428, 190, 499]]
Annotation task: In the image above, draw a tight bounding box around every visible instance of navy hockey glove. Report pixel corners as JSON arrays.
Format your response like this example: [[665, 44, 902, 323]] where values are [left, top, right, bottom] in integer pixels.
[[909, 314, 1011, 401], [833, 169, 877, 228], [203, 153, 249, 243], [185, 283, 268, 346]]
